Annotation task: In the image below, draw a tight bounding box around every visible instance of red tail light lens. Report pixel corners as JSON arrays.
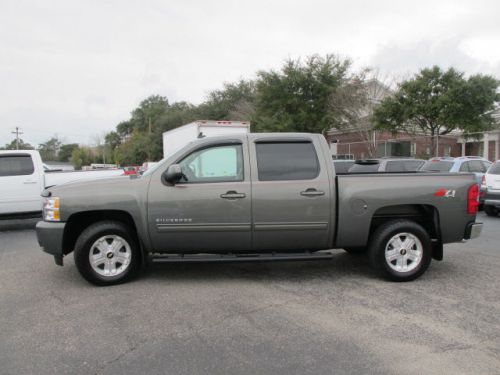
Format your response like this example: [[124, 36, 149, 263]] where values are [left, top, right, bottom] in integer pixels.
[[467, 184, 480, 215]]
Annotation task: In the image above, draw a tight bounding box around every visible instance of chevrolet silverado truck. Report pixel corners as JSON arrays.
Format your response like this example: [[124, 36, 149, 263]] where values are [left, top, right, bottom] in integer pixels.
[[36, 133, 483, 285]]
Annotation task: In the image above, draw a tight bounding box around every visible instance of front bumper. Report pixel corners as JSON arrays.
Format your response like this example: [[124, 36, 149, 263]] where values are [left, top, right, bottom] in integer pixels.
[[464, 222, 483, 240], [36, 221, 66, 265]]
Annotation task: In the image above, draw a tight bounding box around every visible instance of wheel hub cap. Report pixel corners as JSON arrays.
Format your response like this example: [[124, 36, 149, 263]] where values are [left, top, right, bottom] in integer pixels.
[[89, 235, 132, 277], [385, 232, 423, 273]]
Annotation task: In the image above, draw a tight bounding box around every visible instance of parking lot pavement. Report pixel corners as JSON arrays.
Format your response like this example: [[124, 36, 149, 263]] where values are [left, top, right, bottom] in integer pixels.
[[0, 214, 499, 375]]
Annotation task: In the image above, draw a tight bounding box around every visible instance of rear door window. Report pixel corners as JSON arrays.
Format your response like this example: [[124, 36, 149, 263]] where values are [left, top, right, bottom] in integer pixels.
[[385, 161, 404, 172], [0, 155, 35, 176], [421, 160, 453, 172], [468, 160, 485, 173], [256, 142, 319, 181], [459, 162, 470, 172], [348, 163, 380, 173]]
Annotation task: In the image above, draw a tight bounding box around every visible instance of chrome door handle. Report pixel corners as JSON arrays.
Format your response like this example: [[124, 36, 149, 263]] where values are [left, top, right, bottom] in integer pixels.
[[300, 188, 325, 197], [220, 191, 246, 199], [23, 180, 37, 184]]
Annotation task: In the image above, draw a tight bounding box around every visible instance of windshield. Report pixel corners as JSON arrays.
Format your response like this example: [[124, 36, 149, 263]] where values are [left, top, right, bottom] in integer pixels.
[[420, 160, 453, 172]]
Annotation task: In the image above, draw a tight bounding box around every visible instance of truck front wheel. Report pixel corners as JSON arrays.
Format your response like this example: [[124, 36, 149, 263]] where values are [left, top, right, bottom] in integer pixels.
[[368, 220, 432, 282], [74, 221, 140, 286]]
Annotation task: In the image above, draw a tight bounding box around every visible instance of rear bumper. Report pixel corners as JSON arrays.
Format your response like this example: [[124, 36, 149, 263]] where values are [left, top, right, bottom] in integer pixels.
[[464, 222, 483, 240], [36, 221, 66, 265], [484, 190, 500, 207], [484, 199, 500, 208]]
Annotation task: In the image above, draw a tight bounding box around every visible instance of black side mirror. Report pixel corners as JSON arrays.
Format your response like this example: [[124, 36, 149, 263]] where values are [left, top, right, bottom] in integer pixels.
[[163, 164, 183, 184]]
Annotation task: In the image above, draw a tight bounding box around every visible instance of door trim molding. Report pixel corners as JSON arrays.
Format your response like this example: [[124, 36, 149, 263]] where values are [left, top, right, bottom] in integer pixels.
[[157, 223, 251, 232], [253, 222, 328, 231]]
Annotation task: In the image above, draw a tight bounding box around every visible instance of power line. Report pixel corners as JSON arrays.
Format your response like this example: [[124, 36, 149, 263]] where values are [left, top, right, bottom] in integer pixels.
[[11, 127, 24, 150]]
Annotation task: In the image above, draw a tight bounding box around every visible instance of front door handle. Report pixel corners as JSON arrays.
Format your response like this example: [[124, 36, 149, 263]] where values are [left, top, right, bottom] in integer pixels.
[[220, 191, 246, 199], [300, 188, 325, 197]]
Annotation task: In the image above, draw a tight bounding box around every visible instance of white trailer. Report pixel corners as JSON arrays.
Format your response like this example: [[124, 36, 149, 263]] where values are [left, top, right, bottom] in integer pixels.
[[162, 120, 250, 159]]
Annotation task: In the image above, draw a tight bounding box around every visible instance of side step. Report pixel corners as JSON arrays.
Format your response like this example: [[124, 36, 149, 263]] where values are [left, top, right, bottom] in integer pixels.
[[151, 251, 334, 264]]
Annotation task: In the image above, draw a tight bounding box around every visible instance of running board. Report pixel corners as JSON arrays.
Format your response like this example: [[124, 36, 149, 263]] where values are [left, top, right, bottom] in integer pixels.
[[151, 251, 334, 263]]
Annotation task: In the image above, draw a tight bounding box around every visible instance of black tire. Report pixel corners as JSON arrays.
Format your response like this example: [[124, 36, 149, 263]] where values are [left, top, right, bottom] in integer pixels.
[[343, 247, 367, 255], [74, 221, 140, 286], [484, 205, 498, 217], [368, 220, 432, 282]]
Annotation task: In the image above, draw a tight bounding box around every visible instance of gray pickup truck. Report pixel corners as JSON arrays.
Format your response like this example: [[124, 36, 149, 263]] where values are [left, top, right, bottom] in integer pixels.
[[36, 133, 483, 285]]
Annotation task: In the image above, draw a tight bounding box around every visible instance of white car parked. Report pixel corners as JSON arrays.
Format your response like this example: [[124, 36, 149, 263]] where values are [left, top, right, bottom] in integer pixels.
[[483, 160, 500, 217], [0, 150, 124, 218]]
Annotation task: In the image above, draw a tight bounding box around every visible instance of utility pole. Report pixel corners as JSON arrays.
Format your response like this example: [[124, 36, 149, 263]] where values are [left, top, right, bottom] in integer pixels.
[[11, 127, 24, 150], [148, 117, 152, 161]]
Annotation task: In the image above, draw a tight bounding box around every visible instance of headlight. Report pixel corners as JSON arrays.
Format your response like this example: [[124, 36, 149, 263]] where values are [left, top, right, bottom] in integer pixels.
[[43, 197, 60, 221]]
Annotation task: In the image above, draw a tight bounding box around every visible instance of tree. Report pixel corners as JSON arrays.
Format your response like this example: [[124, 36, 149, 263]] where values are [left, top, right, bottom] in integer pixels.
[[38, 137, 62, 161], [70, 146, 92, 170], [254, 54, 351, 133], [197, 80, 256, 120], [374, 66, 500, 156], [58, 143, 79, 162], [1, 138, 34, 150], [329, 71, 393, 157]]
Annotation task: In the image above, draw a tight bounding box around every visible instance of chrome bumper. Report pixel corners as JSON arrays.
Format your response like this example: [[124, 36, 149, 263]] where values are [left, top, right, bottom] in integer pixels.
[[484, 199, 500, 208], [464, 222, 483, 240]]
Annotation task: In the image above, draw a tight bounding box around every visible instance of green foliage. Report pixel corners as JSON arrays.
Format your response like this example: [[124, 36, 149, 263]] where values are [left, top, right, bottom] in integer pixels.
[[70, 146, 92, 170], [254, 54, 351, 133], [1, 138, 34, 150], [58, 143, 79, 162], [197, 80, 256, 120], [38, 137, 62, 161], [374, 66, 500, 154]]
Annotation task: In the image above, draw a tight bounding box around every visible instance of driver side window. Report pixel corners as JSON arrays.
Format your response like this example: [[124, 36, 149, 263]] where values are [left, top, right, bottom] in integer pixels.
[[178, 144, 244, 183]]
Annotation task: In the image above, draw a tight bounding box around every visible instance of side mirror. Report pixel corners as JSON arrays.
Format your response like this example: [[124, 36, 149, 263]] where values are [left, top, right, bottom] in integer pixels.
[[163, 164, 183, 184]]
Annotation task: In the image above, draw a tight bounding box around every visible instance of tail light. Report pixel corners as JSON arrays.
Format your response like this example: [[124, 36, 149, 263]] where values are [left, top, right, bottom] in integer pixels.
[[467, 184, 480, 215]]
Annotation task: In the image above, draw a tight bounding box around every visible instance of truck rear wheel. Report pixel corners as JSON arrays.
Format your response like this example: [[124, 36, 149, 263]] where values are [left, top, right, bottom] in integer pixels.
[[368, 220, 432, 282], [74, 221, 139, 286]]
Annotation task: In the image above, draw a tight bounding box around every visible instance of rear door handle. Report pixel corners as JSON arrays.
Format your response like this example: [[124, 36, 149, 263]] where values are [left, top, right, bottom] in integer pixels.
[[300, 188, 325, 197], [220, 191, 246, 199], [23, 180, 37, 184]]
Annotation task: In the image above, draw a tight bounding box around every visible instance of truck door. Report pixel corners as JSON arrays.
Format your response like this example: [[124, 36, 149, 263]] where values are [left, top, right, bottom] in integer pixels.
[[147, 139, 252, 252], [0, 153, 43, 215], [249, 136, 333, 251]]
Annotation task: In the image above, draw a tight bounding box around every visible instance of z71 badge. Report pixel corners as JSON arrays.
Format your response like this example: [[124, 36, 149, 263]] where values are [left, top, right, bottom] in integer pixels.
[[434, 189, 456, 198]]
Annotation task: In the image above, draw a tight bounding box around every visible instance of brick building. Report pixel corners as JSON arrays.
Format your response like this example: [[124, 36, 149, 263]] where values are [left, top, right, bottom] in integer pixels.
[[326, 81, 500, 161]]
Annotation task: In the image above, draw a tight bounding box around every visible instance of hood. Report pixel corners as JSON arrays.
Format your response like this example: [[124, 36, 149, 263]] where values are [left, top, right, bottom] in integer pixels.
[[43, 175, 136, 197]]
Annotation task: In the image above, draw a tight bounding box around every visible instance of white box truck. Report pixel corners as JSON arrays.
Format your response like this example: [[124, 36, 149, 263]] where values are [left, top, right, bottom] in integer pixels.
[[162, 120, 250, 159]]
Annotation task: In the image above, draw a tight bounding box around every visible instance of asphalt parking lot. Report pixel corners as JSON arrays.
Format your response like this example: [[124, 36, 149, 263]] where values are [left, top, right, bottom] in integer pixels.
[[0, 214, 499, 375]]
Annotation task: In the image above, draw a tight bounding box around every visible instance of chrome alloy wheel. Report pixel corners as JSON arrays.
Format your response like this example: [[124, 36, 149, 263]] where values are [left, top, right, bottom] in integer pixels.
[[89, 235, 132, 277], [384, 232, 423, 273]]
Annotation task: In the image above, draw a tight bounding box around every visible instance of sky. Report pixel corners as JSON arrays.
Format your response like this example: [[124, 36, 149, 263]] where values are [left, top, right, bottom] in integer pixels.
[[1, 0, 499, 146]]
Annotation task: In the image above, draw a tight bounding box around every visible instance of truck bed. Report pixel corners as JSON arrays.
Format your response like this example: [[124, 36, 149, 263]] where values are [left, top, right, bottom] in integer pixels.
[[335, 172, 477, 247]]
